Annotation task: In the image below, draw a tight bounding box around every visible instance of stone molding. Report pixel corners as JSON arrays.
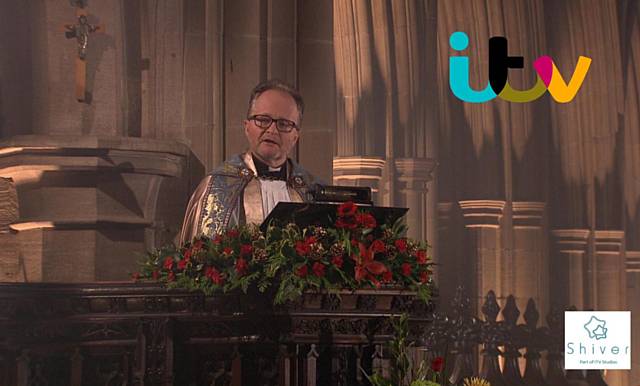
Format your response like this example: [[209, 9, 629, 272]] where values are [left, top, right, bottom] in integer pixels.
[[512, 202, 545, 229], [394, 158, 437, 191], [458, 200, 506, 228], [627, 251, 640, 273], [550, 229, 590, 254]]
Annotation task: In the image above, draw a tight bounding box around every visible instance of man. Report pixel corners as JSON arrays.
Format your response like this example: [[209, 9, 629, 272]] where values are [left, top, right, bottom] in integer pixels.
[[178, 79, 319, 245]]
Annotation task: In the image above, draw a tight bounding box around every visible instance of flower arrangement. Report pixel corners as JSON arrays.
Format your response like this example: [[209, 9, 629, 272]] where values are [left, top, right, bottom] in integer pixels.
[[135, 201, 433, 305]]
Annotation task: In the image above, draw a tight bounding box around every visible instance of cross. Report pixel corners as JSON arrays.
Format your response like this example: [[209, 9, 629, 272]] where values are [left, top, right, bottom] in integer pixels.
[[63, 2, 104, 102]]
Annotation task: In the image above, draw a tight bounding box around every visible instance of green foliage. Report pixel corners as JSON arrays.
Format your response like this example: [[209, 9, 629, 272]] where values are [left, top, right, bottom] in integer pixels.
[[135, 203, 434, 306]]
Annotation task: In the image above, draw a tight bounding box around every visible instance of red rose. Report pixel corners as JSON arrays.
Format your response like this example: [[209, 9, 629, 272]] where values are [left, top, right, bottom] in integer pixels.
[[131, 272, 140, 281], [223, 247, 233, 255], [371, 239, 386, 254], [431, 356, 444, 372], [240, 244, 253, 257], [212, 235, 222, 245], [163, 256, 174, 270], [226, 229, 239, 238], [183, 248, 192, 260], [152, 270, 159, 280], [420, 270, 430, 283], [356, 213, 377, 229], [295, 241, 311, 256], [331, 255, 344, 268], [382, 270, 393, 283], [205, 266, 224, 285], [416, 249, 428, 264], [305, 236, 318, 244], [295, 265, 308, 278], [351, 238, 359, 247], [337, 201, 357, 217], [167, 271, 175, 281], [193, 240, 204, 251], [177, 258, 190, 270], [395, 239, 408, 252], [401, 262, 412, 276], [312, 262, 326, 277], [235, 258, 248, 275], [336, 217, 357, 229]]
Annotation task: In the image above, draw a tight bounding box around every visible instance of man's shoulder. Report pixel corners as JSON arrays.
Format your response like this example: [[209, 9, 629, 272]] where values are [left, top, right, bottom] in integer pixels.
[[209, 154, 250, 177]]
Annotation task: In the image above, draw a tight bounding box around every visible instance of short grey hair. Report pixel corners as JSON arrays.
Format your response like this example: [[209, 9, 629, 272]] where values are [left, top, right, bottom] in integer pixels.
[[246, 79, 304, 124]]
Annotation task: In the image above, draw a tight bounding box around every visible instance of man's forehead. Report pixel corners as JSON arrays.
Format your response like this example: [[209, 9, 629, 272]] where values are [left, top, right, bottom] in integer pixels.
[[252, 90, 299, 116]]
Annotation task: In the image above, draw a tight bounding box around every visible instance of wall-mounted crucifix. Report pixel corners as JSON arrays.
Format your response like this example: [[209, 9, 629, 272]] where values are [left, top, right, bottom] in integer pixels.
[[64, 0, 104, 103]]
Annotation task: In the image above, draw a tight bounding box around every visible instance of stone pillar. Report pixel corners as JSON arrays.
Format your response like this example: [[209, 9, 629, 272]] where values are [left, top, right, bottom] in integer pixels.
[[627, 251, 640, 386], [592, 231, 626, 386], [511, 202, 548, 317], [394, 158, 436, 242], [550, 229, 590, 310], [0, 178, 20, 282], [459, 200, 506, 312], [332, 157, 386, 205]]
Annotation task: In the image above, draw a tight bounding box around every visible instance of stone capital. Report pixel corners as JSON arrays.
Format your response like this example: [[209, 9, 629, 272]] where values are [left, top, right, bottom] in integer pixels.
[[593, 230, 625, 255], [512, 201, 545, 229], [627, 251, 640, 273], [458, 200, 506, 228], [332, 157, 385, 184], [394, 158, 437, 191], [551, 229, 590, 254]]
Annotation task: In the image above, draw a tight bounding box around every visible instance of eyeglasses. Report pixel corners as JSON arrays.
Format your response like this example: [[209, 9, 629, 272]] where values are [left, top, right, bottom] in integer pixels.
[[248, 114, 298, 133]]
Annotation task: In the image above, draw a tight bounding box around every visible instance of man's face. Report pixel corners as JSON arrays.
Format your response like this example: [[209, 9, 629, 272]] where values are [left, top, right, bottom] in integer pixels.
[[244, 89, 300, 167]]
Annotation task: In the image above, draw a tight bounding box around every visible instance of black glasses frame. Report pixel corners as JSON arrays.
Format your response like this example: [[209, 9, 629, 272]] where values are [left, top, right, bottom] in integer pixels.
[[247, 114, 298, 133]]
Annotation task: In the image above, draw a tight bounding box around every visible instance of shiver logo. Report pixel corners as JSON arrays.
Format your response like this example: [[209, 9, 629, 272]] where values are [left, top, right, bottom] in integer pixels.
[[584, 316, 607, 340], [565, 311, 630, 370], [449, 31, 592, 103]]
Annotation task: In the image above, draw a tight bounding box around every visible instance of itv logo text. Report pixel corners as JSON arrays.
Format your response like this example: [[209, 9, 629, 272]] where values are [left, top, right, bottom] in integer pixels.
[[449, 31, 592, 103]]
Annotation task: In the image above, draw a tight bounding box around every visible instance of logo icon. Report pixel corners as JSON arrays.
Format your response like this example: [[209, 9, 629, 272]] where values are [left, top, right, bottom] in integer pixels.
[[583, 316, 607, 340], [448, 31, 592, 103], [565, 311, 630, 370]]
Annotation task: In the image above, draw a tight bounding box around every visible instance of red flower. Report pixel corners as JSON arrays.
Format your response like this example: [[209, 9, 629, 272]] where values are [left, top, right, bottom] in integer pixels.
[[395, 239, 408, 252], [416, 249, 428, 264], [312, 262, 326, 277], [212, 235, 223, 245], [183, 248, 193, 260], [356, 212, 377, 229], [193, 240, 204, 251], [420, 270, 430, 283], [354, 242, 388, 282], [337, 201, 357, 217], [431, 356, 444, 372], [401, 262, 412, 276], [177, 258, 190, 270], [235, 258, 248, 275], [163, 256, 174, 270], [331, 255, 344, 268], [382, 270, 393, 283], [205, 266, 224, 285], [305, 236, 318, 244], [131, 272, 140, 281], [240, 244, 253, 257], [167, 271, 175, 281], [371, 239, 386, 254], [223, 247, 233, 256], [152, 270, 159, 280], [336, 217, 357, 229], [226, 229, 239, 238], [350, 238, 359, 247], [295, 241, 311, 256], [295, 265, 308, 278]]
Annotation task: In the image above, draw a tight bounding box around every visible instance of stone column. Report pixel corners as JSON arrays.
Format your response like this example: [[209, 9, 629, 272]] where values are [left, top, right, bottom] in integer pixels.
[[593, 231, 627, 386], [394, 158, 437, 242], [332, 157, 386, 204], [512, 202, 548, 316], [550, 229, 590, 310], [627, 251, 640, 385], [459, 200, 506, 312]]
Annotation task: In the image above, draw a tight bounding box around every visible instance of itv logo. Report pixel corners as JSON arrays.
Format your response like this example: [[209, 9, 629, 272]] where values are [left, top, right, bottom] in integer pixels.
[[449, 31, 592, 103]]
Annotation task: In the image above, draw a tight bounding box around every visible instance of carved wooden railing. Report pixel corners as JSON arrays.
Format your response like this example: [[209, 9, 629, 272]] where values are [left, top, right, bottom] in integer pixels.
[[0, 282, 433, 386], [419, 288, 608, 386], [0, 283, 605, 386]]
